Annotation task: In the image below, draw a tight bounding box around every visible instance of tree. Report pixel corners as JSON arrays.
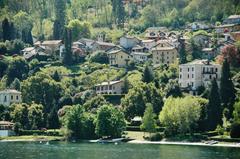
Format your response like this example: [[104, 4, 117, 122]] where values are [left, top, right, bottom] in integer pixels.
[[220, 59, 236, 118], [178, 36, 187, 64], [67, 19, 91, 41], [207, 79, 222, 131], [218, 45, 240, 67], [47, 106, 60, 129], [53, 0, 66, 40], [52, 70, 61, 82], [95, 104, 126, 138], [164, 79, 183, 98], [111, 0, 125, 28], [10, 103, 29, 129], [159, 96, 204, 136], [83, 95, 108, 113], [142, 65, 154, 83], [0, 59, 8, 78], [140, 103, 156, 136], [21, 72, 63, 124], [122, 83, 163, 120], [28, 103, 44, 130], [89, 51, 109, 64], [66, 105, 85, 139], [10, 78, 21, 91], [2, 18, 12, 41], [6, 57, 29, 86], [62, 28, 73, 65], [122, 77, 130, 94], [233, 101, 240, 122]]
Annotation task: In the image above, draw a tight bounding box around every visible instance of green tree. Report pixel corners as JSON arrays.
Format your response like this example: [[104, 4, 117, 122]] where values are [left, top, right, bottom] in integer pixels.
[[159, 96, 203, 136], [140, 103, 156, 136], [122, 77, 130, 94], [207, 79, 222, 131], [21, 72, 63, 123], [6, 57, 29, 86], [122, 83, 163, 120], [83, 95, 108, 113], [0, 59, 8, 78], [233, 101, 240, 122], [178, 36, 187, 64], [10, 78, 21, 91], [47, 106, 60, 129], [142, 65, 154, 83], [89, 51, 109, 64], [95, 104, 126, 138], [10, 103, 29, 129], [220, 59, 236, 119], [62, 28, 73, 65], [28, 103, 43, 130], [67, 19, 91, 41], [2, 18, 13, 41], [112, 0, 125, 27], [66, 105, 85, 139], [52, 70, 61, 82], [53, 0, 66, 40]]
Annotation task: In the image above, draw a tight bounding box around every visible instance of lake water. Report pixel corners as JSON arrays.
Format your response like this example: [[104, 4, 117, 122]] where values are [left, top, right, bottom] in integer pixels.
[[0, 142, 240, 159]]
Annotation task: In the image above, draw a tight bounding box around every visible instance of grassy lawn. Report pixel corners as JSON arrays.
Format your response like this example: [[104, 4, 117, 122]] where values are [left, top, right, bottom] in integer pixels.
[[125, 131, 150, 141], [0, 135, 64, 141]]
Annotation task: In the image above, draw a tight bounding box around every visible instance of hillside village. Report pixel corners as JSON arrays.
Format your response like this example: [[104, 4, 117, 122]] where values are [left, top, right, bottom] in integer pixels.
[[0, 0, 240, 142]]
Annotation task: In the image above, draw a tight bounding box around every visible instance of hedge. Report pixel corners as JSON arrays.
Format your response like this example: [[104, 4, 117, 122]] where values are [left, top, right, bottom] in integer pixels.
[[19, 130, 62, 136]]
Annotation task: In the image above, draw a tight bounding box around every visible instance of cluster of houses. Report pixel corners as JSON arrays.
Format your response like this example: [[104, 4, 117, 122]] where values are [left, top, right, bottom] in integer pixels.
[[1, 15, 240, 136]]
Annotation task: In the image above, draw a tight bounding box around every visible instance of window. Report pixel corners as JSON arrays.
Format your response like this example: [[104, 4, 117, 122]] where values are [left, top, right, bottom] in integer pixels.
[[191, 82, 194, 87], [180, 74, 182, 79], [16, 96, 19, 100], [215, 68, 218, 72], [192, 67, 194, 71], [109, 85, 112, 90], [192, 74, 194, 78], [180, 68, 182, 72], [188, 74, 189, 79], [4, 96, 7, 102], [188, 68, 190, 72], [121, 56, 123, 58], [11, 95, 13, 100], [209, 75, 212, 79]]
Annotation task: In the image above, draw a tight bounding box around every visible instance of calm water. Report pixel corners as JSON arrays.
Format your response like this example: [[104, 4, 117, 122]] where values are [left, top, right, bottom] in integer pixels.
[[0, 142, 240, 159]]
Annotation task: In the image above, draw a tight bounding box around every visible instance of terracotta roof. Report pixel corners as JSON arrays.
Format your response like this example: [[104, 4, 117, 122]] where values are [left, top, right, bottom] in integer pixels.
[[181, 59, 219, 66], [152, 47, 176, 51], [228, 15, 240, 19]]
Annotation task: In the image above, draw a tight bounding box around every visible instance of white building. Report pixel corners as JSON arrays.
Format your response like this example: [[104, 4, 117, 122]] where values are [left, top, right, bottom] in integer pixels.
[[179, 60, 222, 91], [95, 81, 124, 94], [0, 89, 22, 106]]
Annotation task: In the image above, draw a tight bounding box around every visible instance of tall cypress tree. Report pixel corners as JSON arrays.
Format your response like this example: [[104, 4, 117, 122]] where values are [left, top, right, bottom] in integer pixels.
[[53, 0, 66, 40], [112, 0, 125, 28], [178, 36, 187, 64], [220, 59, 236, 118], [207, 79, 222, 131], [63, 28, 73, 65], [142, 65, 154, 83], [2, 18, 11, 41]]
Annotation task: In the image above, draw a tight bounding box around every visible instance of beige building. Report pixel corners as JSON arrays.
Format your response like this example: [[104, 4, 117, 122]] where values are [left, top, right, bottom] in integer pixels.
[[0, 89, 22, 106], [95, 81, 124, 94], [151, 40, 178, 66], [108, 50, 132, 67], [179, 60, 222, 91]]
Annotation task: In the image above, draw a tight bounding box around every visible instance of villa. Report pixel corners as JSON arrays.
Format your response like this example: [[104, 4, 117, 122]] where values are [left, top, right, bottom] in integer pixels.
[[95, 80, 124, 94], [0, 89, 22, 106]]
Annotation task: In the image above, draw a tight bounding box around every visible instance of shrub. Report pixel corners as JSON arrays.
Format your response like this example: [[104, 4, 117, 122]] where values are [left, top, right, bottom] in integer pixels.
[[230, 122, 240, 138], [150, 133, 163, 141]]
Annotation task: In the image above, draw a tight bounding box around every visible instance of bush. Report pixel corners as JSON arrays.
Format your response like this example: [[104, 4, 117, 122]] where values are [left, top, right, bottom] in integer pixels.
[[230, 122, 240, 138], [150, 133, 163, 141], [89, 52, 109, 64], [19, 130, 62, 136]]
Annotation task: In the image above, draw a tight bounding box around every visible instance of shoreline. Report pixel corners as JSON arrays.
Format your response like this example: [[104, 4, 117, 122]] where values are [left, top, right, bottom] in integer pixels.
[[128, 139, 240, 148], [1, 137, 240, 148]]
